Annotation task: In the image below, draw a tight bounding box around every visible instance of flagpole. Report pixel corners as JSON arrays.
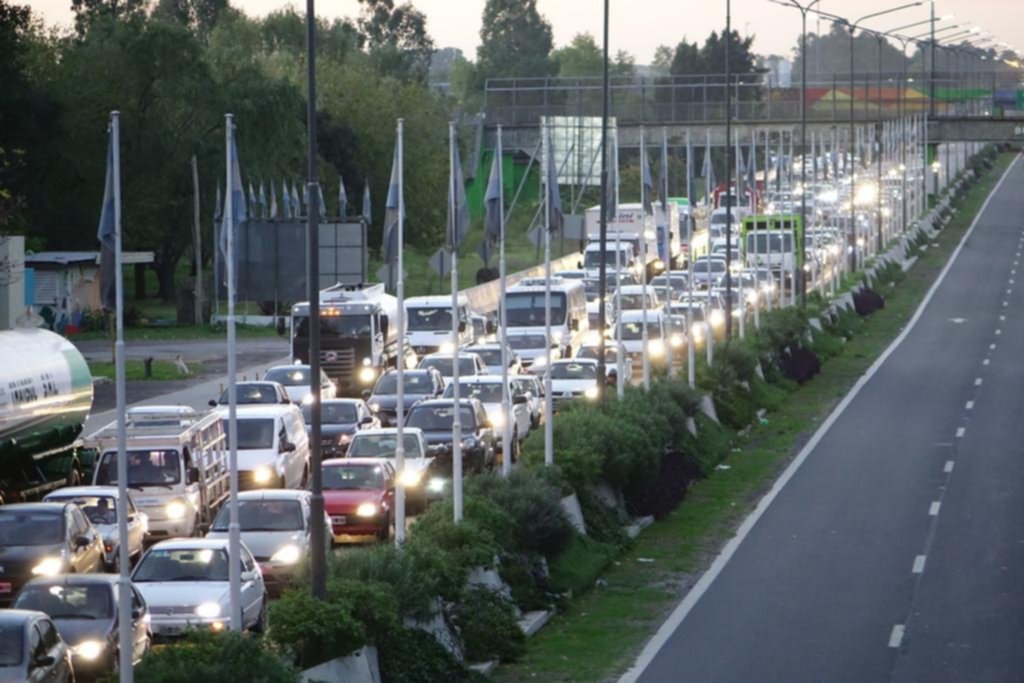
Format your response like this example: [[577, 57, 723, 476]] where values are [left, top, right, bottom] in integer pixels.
[[449, 121, 463, 522], [110, 111, 133, 683], [543, 123, 554, 466], [497, 126, 512, 477], [614, 134, 624, 400], [685, 130, 695, 389], [224, 114, 242, 632], [639, 126, 650, 392], [394, 118, 407, 544], [191, 156, 203, 326], [662, 127, 674, 380]]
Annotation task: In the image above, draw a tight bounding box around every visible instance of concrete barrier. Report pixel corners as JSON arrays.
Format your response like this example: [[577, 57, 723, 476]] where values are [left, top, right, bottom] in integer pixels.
[[301, 646, 381, 683], [461, 251, 583, 315]]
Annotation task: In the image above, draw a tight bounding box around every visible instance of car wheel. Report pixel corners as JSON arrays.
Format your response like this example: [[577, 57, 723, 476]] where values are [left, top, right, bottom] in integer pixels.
[[509, 430, 519, 463], [300, 463, 310, 489], [376, 514, 391, 543], [251, 596, 268, 634]]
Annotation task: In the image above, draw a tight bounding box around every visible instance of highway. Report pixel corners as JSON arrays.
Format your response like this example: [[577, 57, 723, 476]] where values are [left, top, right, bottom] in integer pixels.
[[628, 157, 1024, 683]]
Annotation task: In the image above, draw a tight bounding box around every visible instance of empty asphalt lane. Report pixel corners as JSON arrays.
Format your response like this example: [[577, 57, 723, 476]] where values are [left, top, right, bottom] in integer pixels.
[[631, 157, 1024, 683]]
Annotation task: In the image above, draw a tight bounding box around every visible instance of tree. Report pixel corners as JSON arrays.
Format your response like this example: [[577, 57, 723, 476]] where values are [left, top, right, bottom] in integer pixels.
[[553, 33, 602, 78], [70, 0, 146, 35], [357, 0, 434, 83], [612, 49, 636, 79], [475, 0, 556, 86], [151, 0, 229, 38], [651, 44, 674, 76], [670, 38, 705, 75], [792, 22, 908, 82]]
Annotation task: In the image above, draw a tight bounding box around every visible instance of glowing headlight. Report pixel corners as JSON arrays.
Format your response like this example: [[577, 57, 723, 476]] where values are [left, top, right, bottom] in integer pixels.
[[692, 325, 705, 342], [531, 355, 549, 370], [302, 393, 315, 405], [439, 341, 455, 354], [551, 329, 563, 343], [405, 354, 418, 370], [428, 477, 445, 492], [362, 357, 372, 367], [398, 469, 422, 488], [73, 640, 104, 661], [165, 500, 188, 520], [652, 258, 665, 272], [585, 330, 602, 346], [359, 366, 377, 383], [252, 467, 274, 485], [195, 602, 222, 618], [31, 557, 63, 577], [709, 310, 725, 327], [270, 544, 302, 565], [339, 433, 351, 445], [647, 339, 665, 357], [489, 412, 505, 428], [670, 334, 684, 348], [356, 503, 378, 518], [746, 291, 759, 304], [369, 402, 381, 413], [584, 386, 599, 400]]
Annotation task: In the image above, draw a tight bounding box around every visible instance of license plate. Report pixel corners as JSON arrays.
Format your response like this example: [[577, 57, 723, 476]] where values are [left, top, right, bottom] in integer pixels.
[[331, 516, 347, 525], [159, 625, 181, 636], [0, 583, 10, 594]]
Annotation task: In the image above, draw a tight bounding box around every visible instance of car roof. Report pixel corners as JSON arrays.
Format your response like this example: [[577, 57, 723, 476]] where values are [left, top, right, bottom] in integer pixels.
[[236, 489, 311, 502], [0, 610, 45, 625], [215, 404, 298, 418], [321, 398, 363, 405], [0, 502, 67, 514], [149, 538, 231, 551], [353, 427, 424, 438], [619, 310, 664, 322], [552, 357, 599, 366], [323, 457, 391, 468], [265, 364, 311, 372], [421, 352, 481, 360], [412, 398, 481, 408], [45, 486, 123, 500], [406, 294, 469, 306], [448, 375, 505, 384], [22, 574, 121, 589]]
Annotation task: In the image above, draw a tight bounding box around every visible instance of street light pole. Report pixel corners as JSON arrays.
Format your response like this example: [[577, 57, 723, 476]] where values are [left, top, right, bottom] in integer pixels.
[[724, 0, 733, 339], [597, 0, 610, 398]]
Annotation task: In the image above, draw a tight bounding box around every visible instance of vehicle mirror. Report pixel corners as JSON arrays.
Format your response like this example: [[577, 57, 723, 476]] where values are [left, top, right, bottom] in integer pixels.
[[188, 467, 201, 485], [570, 319, 580, 331], [33, 655, 55, 669], [361, 389, 371, 400], [131, 608, 144, 620], [359, 416, 374, 426], [75, 535, 91, 549], [282, 442, 297, 453], [208, 399, 217, 408], [486, 320, 497, 334], [240, 571, 255, 583], [513, 395, 528, 405], [458, 321, 467, 333]]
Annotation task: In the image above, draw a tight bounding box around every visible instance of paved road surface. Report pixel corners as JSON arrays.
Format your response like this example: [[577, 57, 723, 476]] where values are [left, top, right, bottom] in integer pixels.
[[629, 158, 1024, 683]]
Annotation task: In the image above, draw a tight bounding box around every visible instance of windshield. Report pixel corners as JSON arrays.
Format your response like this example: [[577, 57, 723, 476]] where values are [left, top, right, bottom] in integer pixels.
[[14, 584, 112, 620], [651, 276, 687, 291], [323, 464, 385, 491], [348, 434, 422, 458], [0, 624, 21, 666], [619, 293, 651, 310], [710, 213, 731, 225], [47, 496, 117, 526], [505, 292, 567, 326], [556, 271, 585, 280], [407, 307, 453, 332], [584, 250, 629, 269], [96, 450, 181, 487], [577, 347, 618, 363], [407, 405, 476, 431], [0, 511, 62, 545], [746, 233, 794, 252], [264, 368, 310, 386], [444, 382, 503, 403], [133, 548, 229, 583], [620, 322, 663, 340], [212, 500, 303, 532], [304, 402, 358, 424], [294, 314, 372, 339], [220, 384, 280, 405], [373, 372, 434, 394], [693, 259, 726, 273], [550, 362, 597, 380], [672, 306, 706, 321], [418, 357, 477, 376], [222, 419, 275, 450], [469, 349, 502, 366], [507, 335, 546, 350]]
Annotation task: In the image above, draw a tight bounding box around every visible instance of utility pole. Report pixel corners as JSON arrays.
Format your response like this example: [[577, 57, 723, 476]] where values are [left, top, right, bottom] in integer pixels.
[[724, 0, 733, 339]]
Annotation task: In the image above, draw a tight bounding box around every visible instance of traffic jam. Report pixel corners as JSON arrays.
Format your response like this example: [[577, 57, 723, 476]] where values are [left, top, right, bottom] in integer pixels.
[[0, 146, 914, 680]]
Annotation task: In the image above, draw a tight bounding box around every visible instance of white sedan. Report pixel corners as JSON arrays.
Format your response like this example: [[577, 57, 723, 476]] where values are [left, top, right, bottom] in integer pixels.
[[547, 358, 601, 411], [131, 538, 267, 639]]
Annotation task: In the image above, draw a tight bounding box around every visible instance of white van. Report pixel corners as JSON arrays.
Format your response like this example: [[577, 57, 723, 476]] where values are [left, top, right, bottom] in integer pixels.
[[216, 404, 310, 490], [405, 295, 473, 356], [504, 277, 589, 357], [88, 406, 229, 540], [580, 241, 638, 281]]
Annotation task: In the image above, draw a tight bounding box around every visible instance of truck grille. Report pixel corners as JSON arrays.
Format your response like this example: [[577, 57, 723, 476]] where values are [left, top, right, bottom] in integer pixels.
[[320, 348, 356, 377]]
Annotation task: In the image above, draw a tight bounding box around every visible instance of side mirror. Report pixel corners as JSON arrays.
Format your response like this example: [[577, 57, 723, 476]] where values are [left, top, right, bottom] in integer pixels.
[[282, 442, 297, 453], [513, 395, 528, 405], [361, 389, 371, 400], [359, 416, 373, 426], [240, 571, 255, 583], [131, 608, 144, 621], [188, 467, 200, 485], [75, 535, 91, 549], [33, 655, 55, 669], [486, 320, 497, 334], [577, 260, 584, 269], [458, 321, 467, 333], [208, 399, 217, 408]]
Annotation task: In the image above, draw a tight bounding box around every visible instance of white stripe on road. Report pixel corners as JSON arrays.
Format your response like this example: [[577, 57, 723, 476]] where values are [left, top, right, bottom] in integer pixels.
[[912, 555, 927, 574], [966, 401, 974, 410], [996, 329, 1002, 335], [976, 378, 984, 386], [956, 427, 966, 438], [929, 501, 942, 516], [990, 343, 997, 350], [889, 625, 906, 648], [615, 156, 1020, 683], [983, 359, 990, 366], [944, 460, 955, 473]]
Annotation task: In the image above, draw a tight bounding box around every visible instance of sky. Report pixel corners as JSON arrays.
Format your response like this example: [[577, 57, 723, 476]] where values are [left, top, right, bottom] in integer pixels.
[[27, 0, 1023, 62]]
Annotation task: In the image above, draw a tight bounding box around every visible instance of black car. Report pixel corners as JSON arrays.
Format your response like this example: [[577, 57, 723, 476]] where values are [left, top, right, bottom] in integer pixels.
[[363, 368, 445, 426], [0, 504, 106, 607], [13, 575, 151, 679], [302, 399, 378, 457], [405, 398, 496, 475], [209, 381, 291, 407]]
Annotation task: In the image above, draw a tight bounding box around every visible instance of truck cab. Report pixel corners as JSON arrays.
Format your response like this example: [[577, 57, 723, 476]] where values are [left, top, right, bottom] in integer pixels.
[[404, 294, 473, 357]]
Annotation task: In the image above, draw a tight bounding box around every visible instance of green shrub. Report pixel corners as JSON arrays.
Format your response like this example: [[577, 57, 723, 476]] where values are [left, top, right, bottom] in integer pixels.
[[499, 553, 556, 611], [717, 342, 759, 384], [684, 414, 733, 474], [409, 497, 506, 571], [748, 376, 789, 411], [376, 626, 484, 683], [327, 578, 401, 643], [548, 534, 621, 596], [466, 470, 574, 558], [808, 328, 845, 360], [449, 587, 527, 663], [576, 487, 630, 548], [268, 587, 366, 667], [133, 631, 299, 683], [329, 545, 450, 621]]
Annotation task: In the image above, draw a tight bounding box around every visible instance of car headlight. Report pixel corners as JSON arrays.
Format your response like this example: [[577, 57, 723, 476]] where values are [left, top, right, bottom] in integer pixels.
[[692, 325, 705, 342], [270, 544, 302, 565], [359, 366, 377, 383], [195, 602, 222, 618], [31, 556, 64, 577], [439, 341, 455, 354], [428, 477, 446, 493], [461, 436, 478, 450], [398, 469, 422, 488], [302, 393, 316, 405], [165, 500, 188, 520], [72, 640, 105, 661], [356, 503, 378, 518], [551, 329, 563, 343], [531, 354, 549, 370], [584, 386, 599, 400], [369, 402, 381, 413], [489, 412, 505, 428], [585, 330, 602, 346], [709, 310, 725, 327], [339, 433, 352, 445], [670, 334, 684, 348], [362, 357, 372, 367], [647, 339, 665, 357], [252, 467, 274, 485]]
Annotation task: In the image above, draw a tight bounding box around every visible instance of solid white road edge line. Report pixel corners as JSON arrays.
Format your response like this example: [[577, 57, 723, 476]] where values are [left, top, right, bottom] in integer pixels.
[[912, 555, 927, 574], [944, 460, 955, 473], [956, 427, 966, 438], [929, 501, 942, 516], [889, 625, 906, 648], [616, 155, 1019, 683], [965, 401, 974, 410]]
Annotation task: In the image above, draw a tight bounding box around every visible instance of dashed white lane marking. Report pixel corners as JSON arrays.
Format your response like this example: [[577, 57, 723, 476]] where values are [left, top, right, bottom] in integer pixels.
[[889, 625, 906, 648], [1000, 315, 1006, 321], [1008, 290, 1013, 295], [983, 359, 991, 366], [956, 427, 966, 438], [1003, 301, 1009, 307], [975, 378, 984, 386], [912, 555, 927, 574], [996, 329, 1002, 335], [930, 501, 942, 516], [1010, 280, 1015, 284], [944, 460, 955, 473], [991, 343, 997, 350], [966, 400, 974, 410]]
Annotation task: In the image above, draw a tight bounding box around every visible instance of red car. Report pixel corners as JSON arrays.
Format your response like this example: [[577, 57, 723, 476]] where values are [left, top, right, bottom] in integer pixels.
[[322, 458, 395, 542]]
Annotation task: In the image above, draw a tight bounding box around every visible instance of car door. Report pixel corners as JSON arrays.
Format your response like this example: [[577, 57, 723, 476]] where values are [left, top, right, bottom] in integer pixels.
[[289, 411, 310, 485], [36, 619, 69, 683], [239, 548, 264, 628], [68, 507, 103, 572], [126, 495, 145, 558], [130, 586, 150, 662]]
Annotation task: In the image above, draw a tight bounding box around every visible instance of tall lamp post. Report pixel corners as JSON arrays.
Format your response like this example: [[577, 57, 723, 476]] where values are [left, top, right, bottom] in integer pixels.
[[597, 0, 610, 397]]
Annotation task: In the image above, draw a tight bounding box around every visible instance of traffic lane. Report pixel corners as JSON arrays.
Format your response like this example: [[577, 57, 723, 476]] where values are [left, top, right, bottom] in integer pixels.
[[635, 161, 1021, 682], [891, 225, 1024, 682]]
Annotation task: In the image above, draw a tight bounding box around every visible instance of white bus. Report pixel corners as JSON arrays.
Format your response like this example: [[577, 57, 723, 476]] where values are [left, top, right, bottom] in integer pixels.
[[504, 277, 589, 357]]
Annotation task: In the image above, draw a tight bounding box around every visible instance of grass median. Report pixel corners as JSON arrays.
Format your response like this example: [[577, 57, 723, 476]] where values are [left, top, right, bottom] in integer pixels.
[[495, 150, 1017, 683], [88, 359, 206, 381]]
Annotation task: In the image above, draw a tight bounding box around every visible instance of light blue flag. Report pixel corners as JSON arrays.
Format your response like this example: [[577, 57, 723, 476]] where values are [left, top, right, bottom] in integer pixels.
[[97, 127, 116, 311], [291, 181, 301, 218], [659, 130, 669, 213], [640, 131, 654, 216], [213, 183, 222, 222], [219, 123, 247, 276], [382, 142, 402, 266], [703, 134, 716, 206], [338, 177, 348, 218], [279, 181, 290, 219], [362, 181, 372, 224], [544, 127, 563, 232], [269, 179, 278, 219], [447, 137, 471, 248], [248, 181, 257, 219], [318, 185, 327, 218]]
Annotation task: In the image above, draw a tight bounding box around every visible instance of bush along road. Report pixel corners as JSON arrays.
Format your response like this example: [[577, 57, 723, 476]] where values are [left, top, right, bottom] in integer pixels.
[[123, 145, 1012, 683]]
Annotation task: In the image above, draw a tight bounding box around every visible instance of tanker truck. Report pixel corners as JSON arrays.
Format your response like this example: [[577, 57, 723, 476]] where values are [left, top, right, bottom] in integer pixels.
[[0, 328, 96, 504]]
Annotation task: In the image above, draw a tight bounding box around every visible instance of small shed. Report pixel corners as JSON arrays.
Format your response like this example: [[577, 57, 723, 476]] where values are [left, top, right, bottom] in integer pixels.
[[25, 251, 154, 332]]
